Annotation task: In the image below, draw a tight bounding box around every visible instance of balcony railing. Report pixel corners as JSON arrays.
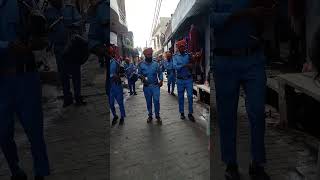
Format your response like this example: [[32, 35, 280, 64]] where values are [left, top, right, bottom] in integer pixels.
[[110, 0, 127, 27], [119, 9, 127, 26]]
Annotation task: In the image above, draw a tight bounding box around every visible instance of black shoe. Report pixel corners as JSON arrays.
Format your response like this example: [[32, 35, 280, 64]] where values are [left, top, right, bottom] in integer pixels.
[[188, 114, 195, 122], [34, 176, 44, 180], [11, 174, 27, 180], [147, 116, 153, 123], [134, 92, 137, 95], [249, 163, 270, 180], [225, 164, 240, 180], [171, 92, 176, 96], [112, 116, 118, 126], [156, 116, 162, 125], [180, 113, 186, 120], [63, 99, 73, 108], [75, 98, 87, 106], [119, 118, 124, 126]]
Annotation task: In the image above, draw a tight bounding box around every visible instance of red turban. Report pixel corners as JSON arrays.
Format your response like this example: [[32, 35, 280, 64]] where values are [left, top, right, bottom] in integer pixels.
[[143, 48, 153, 55], [107, 46, 115, 56], [176, 39, 186, 47]]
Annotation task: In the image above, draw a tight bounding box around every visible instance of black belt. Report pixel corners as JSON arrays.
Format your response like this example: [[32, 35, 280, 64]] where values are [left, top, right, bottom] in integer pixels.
[[214, 46, 260, 57], [144, 82, 159, 87], [177, 75, 192, 80], [0, 63, 37, 76]]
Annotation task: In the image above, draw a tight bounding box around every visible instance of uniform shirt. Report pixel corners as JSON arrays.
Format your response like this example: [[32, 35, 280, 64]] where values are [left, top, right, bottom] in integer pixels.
[[88, 0, 109, 50], [124, 62, 137, 79], [173, 52, 192, 79], [45, 4, 82, 48], [0, 0, 18, 67], [158, 59, 165, 72], [164, 59, 176, 76], [210, 0, 258, 49], [138, 60, 163, 87], [0, 0, 32, 68], [110, 58, 121, 79]]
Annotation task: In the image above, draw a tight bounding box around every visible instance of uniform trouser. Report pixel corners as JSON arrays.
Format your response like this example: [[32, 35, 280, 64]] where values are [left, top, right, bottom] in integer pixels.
[[0, 73, 50, 176], [98, 56, 105, 67], [62, 63, 82, 101], [167, 73, 176, 93], [177, 78, 193, 114], [105, 79, 109, 96], [128, 78, 136, 94], [54, 49, 81, 101], [109, 83, 126, 118], [213, 52, 267, 165], [143, 86, 160, 117]]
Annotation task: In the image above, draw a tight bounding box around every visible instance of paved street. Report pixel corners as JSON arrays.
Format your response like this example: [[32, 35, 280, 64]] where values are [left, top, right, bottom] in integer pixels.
[[0, 57, 108, 180], [0, 57, 210, 180], [110, 81, 210, 179], [211, 80, 319, 180]]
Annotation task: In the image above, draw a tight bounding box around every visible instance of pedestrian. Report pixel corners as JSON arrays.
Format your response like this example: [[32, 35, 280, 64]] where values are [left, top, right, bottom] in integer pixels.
[[157, 54, 165, 72], [211, 0, 274, 179], [87, 0, 109, 96], [0, 0, 50, 179], [45, 0, 86, 108], [138, 48, 164, 124], [173, 40, 195, 122], [109, 46, 126, 126], [124, 57, 138, 95], [164, 51, 176, 96]]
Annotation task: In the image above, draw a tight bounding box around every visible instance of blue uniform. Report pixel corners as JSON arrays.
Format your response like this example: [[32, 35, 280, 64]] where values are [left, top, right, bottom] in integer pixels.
[[158, 59, 165, 72], [211, 0, 267, 165], [45, 3, 83, 102], [138, 60, 163, 117], [173, 52, 193, 114], [87, 0, 109, 95], [124, 62, 137, 94], [87, 0, 109, 50], [110, 58, 126, 118], [164, 59, 176, 94], [0, 0, 50, 176]]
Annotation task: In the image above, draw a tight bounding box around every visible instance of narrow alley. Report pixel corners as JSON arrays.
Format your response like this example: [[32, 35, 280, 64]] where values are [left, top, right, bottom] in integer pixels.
[[110, 80, 210, 179]]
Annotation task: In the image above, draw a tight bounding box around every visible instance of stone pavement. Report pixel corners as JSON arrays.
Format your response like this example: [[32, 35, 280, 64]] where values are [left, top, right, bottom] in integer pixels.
[[110, 81, 210, 180], [211, 80, 319, 180], [0, 56, 109, 180]]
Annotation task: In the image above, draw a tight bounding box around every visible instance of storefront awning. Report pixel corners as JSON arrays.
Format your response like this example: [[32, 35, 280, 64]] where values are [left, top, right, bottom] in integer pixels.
[[164, 0, 211, 45]]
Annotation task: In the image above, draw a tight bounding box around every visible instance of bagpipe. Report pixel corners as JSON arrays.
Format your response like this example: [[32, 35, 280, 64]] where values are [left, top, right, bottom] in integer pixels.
[[118, 63, 126, 78], [61, 4, 89, 65], [63, 33, 89, 65], [126, 65, 139, 82], [18, 0, 49, 47], [17, 0, 62, 70]]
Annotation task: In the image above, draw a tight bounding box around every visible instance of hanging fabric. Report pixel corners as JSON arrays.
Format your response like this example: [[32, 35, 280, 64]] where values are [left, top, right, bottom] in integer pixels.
[[188, 24, 199, 53]]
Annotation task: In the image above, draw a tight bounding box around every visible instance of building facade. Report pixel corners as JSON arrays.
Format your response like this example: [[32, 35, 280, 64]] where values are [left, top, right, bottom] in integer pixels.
[[164, 0, 211, 84], [151, 17, 171, 56]]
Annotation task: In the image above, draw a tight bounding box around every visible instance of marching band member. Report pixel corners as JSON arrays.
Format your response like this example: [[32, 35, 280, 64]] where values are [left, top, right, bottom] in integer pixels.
[[138, 48, 163, 124], [173, 40, 195, 122]]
